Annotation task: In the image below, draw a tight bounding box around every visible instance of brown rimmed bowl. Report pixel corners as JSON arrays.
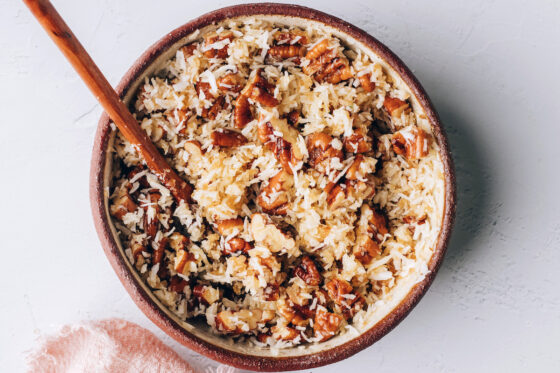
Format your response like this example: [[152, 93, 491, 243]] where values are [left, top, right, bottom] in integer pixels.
[[90, 3, 456, 371]]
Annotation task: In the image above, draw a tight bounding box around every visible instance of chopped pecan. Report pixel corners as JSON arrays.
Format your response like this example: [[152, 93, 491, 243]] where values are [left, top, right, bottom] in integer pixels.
[[368, 207, 389, 237], [315, 57, 352, 84], [392, 128, 429, 160], [353, 234, 381, 265], [341, 294, 366, 320], [277, 298, 309, 326], [383, 96, 409, 117], [272, 325, 301, 341], [285, 110, 300, 126], [358, 73, 375, 92], [343, 128, 373, 153], [142, 191, 161, 239], [326, 278, 354, 304], [263, 284, 280, 301], [216, 218, 244, 236], [217, 73, 244, 93], [203, 95, 225, 120], [275, 30, 308, 46], [304, 40, 352, 84], [305, 39, 329, 61], [211, 129, 248, 147], [268, 45, 305, 60], [215, 309, 268, 334], [256, 333, 272, 344], [314, 307, 343, 342], [346, 155, 367, 180], [294, 256, 321, 286], [326, 278, 365, 320], [174, 249, 195, 273], [168, 232, 189, 252], [127, 165, 150, 189], [233, 94, 252, 129], [152, 236, 168, 265], [224, 237, 252, 255], [166, 108, 192, 134], [403, 215, 427, 225], [306, 132, 343, 172], [196, 81, 216, 100], [196, 81, 225, 119], [110, 190, 137, 220], [241, 69, 279, 107], [257, 170, 294, 215], [203, 31, 233, 59], [168, 275, 189, 293], [257, 118, 303, 173], [193, 284, 220, 305], [131, 242, 146, 260], [179, 43, 197, 62], [326, 177, 375, 209]]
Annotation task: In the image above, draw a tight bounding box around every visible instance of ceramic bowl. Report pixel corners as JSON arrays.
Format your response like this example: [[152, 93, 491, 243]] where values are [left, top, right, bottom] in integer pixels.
[[90, 3, 456, 371]]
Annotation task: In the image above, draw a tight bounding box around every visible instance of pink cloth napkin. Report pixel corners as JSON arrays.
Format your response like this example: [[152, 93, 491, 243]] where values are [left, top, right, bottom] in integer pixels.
[[26, 319, 210, 373]]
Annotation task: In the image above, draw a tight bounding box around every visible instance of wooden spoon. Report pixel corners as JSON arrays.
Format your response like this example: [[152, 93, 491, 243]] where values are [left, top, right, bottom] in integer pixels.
[[23, 0, 192, 204]]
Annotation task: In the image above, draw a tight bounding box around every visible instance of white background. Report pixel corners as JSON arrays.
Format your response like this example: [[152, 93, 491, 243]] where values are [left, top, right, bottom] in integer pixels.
[[1, 0, 559, 372]]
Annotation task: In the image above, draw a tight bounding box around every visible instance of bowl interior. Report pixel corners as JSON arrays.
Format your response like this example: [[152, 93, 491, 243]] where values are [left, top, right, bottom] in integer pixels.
[[93, 8, 454, 368]]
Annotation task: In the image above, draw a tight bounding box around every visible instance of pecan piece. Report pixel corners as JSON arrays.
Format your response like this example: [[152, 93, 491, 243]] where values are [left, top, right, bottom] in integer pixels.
[[294, 256, 321, 286], [168, 275, 189, 293], [224, 237, 252, 255], [217, 73, 244, 93], [358, 73, 375, 92], [193, 284, 220, 305], [314, 307, 343, 342], [367, 207, 389, 237], [152, 236, 168, 265], [326, 278, 354, 305], [306, 132, 343, 173], [174, 249, 195, 274], [211, 129, 248, 147], [285, 110, 300, 126], [179, 43, 197, 62], [142, 191, 161, 239], [216, 218, 244, 236], [343, 128, 372, 153], [326, 278, 366, 320], [271, 325, 301, 341], [383, 96, 409, 117], [305, 39, 329, 61], [353, 234, 381, 265], [391, 128, 429, 160], [110, 190, 137, 220], [268, 45, 305, 60], [241, 69, 279, 107], [257, 117, 304, 173], [263, 284, 280, 301], [233, 94, 252, 129], [257, 170, 294, 215], [203, 31, 233, 59], [304, 40, 352, 84], [168, 232, 189, 252], [275, 30, 308, 46], [215, 309, 267, 334]]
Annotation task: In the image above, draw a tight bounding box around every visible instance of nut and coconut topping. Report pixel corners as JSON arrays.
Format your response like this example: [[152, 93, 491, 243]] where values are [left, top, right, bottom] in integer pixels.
[[109, 20, 443, 349]]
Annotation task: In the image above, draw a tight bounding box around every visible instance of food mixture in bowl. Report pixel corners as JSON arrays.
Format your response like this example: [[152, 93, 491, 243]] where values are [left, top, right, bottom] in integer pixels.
[[108, 18, 445, 349]]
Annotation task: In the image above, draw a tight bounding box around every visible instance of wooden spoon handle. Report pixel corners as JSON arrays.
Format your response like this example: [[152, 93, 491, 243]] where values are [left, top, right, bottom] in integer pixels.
[[23, 0, 192, 203]]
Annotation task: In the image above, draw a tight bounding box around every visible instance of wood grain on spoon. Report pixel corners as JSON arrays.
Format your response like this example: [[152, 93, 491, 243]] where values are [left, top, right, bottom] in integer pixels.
[[23, 0, 192, 204]]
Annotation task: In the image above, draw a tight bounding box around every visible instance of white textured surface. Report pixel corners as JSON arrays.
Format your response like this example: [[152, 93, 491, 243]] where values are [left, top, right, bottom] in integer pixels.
[[1, 0, 559, 372]]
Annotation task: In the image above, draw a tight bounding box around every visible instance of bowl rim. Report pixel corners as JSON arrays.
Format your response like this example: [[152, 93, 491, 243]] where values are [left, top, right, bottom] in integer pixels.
[[90, 3, 456, 371]]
